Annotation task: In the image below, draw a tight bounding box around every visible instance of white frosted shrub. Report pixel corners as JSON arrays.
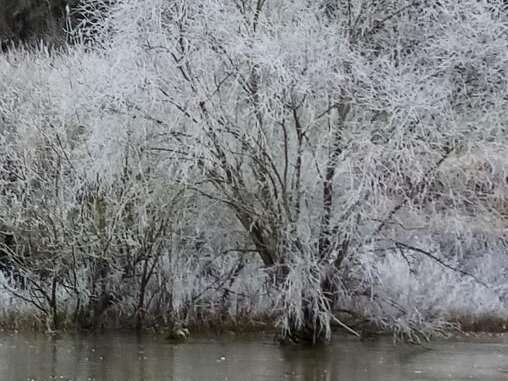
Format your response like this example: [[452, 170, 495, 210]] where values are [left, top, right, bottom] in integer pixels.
[[0, 0, 507, 340]]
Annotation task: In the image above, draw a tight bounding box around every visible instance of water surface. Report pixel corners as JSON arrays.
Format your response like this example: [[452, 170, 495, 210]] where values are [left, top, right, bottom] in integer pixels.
[[1, 331, 507, 380]]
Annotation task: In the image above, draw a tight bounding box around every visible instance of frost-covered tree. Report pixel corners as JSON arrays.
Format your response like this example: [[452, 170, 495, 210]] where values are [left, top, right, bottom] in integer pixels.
[[1, 0, 507, 342], [84, 0, 508, 341]]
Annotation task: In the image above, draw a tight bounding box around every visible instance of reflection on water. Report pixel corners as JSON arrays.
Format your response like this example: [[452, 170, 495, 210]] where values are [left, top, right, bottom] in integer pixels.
[[0, 331, 506, 381]]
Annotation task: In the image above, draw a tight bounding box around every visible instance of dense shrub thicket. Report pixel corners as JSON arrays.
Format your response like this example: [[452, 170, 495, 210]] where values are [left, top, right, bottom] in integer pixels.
[[0, 0, 507, 343], [0, 0, 70, 49], [0, 0, 112, 50]]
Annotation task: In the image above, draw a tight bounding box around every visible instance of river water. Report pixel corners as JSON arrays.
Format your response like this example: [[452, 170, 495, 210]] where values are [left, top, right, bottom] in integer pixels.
[[1, 331, 507, 381]]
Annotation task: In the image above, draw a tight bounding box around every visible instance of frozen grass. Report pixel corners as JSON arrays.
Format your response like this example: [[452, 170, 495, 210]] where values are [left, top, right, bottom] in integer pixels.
[[0, 236, 505, 336]]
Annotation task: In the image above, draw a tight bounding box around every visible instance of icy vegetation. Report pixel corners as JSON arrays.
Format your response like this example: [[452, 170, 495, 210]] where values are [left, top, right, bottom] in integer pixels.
[[0, 0, 507, 343]]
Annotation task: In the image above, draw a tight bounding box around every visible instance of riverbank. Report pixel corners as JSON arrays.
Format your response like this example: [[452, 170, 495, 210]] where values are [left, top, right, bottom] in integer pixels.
[[0, 310, 506, 343]]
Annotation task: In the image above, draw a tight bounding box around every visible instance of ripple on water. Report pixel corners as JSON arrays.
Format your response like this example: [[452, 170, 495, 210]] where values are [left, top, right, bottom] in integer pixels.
[[0, 333, 506, 381]]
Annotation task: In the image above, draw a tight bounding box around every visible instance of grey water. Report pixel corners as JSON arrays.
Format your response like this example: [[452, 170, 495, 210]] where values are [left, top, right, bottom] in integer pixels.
[[0, 331, 507, 381]]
